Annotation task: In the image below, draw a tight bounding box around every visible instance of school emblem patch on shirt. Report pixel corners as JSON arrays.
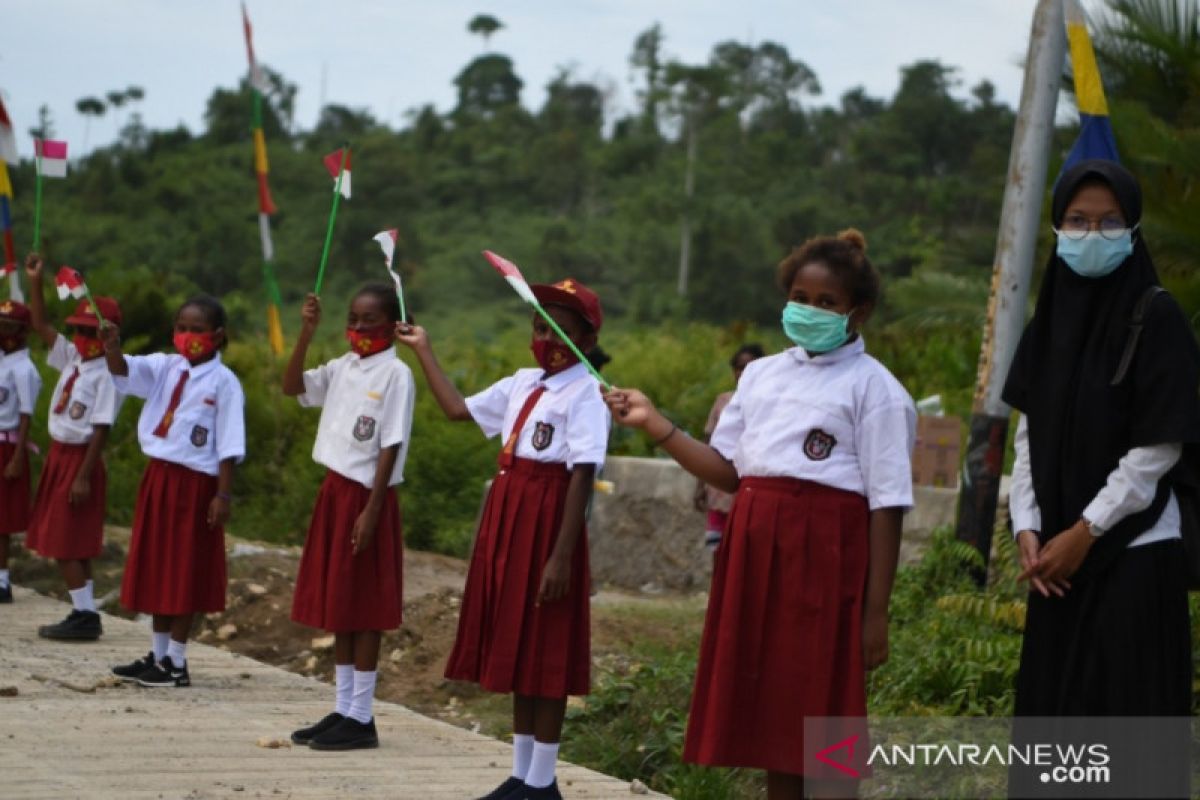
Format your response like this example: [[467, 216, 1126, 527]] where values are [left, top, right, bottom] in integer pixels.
[[68, 401, 87, 420], [353, 415, 377, 442], [803, 428, 837, 461], [190, 425, 209, 448], [531, 421, 555, 451]]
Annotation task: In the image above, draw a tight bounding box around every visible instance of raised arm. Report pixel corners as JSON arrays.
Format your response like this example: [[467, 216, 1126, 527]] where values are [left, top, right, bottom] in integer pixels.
[[98, 321, 128, 376], [394, 323, 472, 421], [23, 253, 57, 347], [283, 294, 320, 397]]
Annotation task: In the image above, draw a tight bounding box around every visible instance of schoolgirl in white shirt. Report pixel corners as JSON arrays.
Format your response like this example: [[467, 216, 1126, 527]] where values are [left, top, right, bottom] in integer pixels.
[[24, 255, 124, 639], [606, 230, 915, 800], [100, 295, 246, 688], [284, 285, 415, 752], [0, 298, 42, 603]]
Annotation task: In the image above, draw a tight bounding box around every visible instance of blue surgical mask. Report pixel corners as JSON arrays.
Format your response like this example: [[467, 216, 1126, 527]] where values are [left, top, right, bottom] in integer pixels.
[[1055, 229, 1134, 278], [781, 302, 853, 353]]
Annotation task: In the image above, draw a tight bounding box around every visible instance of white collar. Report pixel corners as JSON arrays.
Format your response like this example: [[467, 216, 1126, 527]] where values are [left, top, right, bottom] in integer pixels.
[[3, 347, 31, 365], [352, 348, 397, 372], [540, 361, 591, 392], [182, 350, 223, 378], [788, 335, 865, 366]]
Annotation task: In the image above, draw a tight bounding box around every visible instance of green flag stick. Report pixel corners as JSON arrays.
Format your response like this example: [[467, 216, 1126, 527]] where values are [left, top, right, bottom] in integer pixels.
[[32, 152, 44, 252], [313, 145, 349, 296], [530, 302, 610, 389]]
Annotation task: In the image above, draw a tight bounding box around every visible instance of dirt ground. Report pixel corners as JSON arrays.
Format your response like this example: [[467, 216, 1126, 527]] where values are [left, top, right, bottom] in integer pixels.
[[10, 526, 706, 737]]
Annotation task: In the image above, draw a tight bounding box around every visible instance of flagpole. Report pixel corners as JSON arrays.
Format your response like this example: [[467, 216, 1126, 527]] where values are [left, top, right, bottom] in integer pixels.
[[313, 144, 348, 296], [32, 152, 43, 251], [396, 280, 407, 325]]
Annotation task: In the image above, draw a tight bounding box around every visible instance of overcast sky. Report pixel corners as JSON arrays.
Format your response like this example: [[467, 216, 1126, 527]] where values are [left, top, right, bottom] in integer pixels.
[[2, 0, 1095, 156]]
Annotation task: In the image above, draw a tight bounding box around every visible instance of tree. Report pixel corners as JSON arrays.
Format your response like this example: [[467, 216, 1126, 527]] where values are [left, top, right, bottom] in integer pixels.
[[106, 89, 128, 135], [75, 96, 106, 153], [453, 54, 523, 117], [630, 24, 666, 131], [467, 14, 503, 51], [28, 104, 55, 141]]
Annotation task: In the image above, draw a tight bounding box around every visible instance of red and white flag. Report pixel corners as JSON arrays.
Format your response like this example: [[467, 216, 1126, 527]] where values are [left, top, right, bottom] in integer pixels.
[[0, 262, 15, 277], [323, 148, 351, 199], [0, 98, 16, 164], [55, 266, 87, 300], [241, 3, 272, 94], [35, 139, 69, 178], [373, 228, 402, 290], [483, 250, 538, 305]]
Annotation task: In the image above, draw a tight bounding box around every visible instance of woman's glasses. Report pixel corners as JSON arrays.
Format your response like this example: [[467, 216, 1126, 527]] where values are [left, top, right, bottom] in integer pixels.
[[1056, 214, 1132, 241]]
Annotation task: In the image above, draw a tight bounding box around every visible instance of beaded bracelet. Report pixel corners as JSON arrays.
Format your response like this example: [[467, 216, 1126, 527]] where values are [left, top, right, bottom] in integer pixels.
[[653, 423, 679, 447]]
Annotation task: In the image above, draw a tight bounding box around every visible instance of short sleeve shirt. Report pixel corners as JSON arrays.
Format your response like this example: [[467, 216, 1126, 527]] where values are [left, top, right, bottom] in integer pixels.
[[299, 349, 416, 488], [46, 334, 124, 444], [710, 338, 916, 510], [114, 352, 246, 476], [466, 362, 609, 470], [0, 348, 42, 431]]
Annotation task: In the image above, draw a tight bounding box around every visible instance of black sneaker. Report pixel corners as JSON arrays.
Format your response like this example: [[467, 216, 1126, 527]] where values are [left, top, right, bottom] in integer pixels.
[[478, 776, 527, 800], [291, 712, 345, 745], [136, 655, 191, 688], [524, 781, 563, 800], [38, 609, 103, 640], [308, 716, 379, 751], [112, 651, 156, 681], [0, 584, 11, 603]]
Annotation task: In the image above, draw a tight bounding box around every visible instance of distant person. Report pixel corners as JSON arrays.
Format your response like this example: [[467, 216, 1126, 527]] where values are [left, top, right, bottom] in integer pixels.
[[695, 343, 764, 553], [0, 297, 41, 604], [605, 230, 914, 800], [24, 254, 124, 639], [283, 286, 415, 751], [396, 278, 608, 800], [101, 295, 245, 689]]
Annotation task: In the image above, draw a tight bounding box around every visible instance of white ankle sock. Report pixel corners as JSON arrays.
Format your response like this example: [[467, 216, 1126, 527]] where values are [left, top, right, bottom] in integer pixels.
[[334, 664, 354, 716], [525, 741, 560, 788], [152, 631, 170, 661], [166, 638, 187, 667], [68, 584, 95, 612], [0, 569, 10, 589], [512, 733, 535, 780], [347, 670, 376, 724]]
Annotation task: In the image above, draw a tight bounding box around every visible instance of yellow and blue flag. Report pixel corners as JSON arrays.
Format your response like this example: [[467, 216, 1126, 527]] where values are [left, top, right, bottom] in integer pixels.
[[1063, 0, 1119, 168]]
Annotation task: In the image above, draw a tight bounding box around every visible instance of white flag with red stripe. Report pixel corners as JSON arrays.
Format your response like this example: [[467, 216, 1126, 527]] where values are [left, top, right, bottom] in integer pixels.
[[35, 139, 69, 178], [373, 229, 403, 294], [323, 148, 351, 199]]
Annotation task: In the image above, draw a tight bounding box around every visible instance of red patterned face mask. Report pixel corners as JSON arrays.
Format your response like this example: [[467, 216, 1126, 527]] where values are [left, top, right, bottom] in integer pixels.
[[346, 324, 393, 357], [73, 334, 104, 360], [531, 338, 579, 375], [174, 331, 218, 363]]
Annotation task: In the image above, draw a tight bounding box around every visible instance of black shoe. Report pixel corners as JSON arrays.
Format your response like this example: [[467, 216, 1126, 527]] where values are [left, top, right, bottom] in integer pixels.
[[524, 781, 563, 800], [38, 609, 103, 640], [136, 655, 191, 688], [112, 651, 156, 681], [478, 776, 527, 800], [0, 585, 11, 603], [291, 712, 345, 745], [308, 716, 379, 751]]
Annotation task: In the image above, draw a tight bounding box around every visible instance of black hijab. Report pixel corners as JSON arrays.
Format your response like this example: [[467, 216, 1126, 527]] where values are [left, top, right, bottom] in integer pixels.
[[1003, 160, 1200, 578]]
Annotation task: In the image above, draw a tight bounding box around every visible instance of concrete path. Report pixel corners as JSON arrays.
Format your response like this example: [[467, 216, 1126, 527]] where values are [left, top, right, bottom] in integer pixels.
[[0, 587, 662, 800]]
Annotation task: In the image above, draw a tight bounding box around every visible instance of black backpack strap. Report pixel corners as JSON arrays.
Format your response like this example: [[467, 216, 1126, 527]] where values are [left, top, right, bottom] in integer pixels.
[[1111, 286, 1167, 386]]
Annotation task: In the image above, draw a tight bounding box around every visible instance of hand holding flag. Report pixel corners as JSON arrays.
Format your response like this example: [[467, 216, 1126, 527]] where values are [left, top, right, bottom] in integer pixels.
[[373, 229, 408, 323], [482, 250, 610, 389]]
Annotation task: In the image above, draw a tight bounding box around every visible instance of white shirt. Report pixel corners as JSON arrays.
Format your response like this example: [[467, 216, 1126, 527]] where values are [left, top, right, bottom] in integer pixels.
[[46, 335, 124, 444], [114, 352, 246, 476], [1009, 414, 1180, 547], [710, 338, 916, 511], [466, 362, 609, 470], [299, 349, 416, 488], [0, 348, 42, 432]]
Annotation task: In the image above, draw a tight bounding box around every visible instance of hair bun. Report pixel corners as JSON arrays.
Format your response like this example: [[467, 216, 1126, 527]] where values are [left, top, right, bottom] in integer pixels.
[[837, 228, 867, 253]]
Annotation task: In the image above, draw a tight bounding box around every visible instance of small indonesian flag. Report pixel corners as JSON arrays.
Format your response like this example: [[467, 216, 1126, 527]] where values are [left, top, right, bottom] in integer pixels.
[[241, 3, 273, 94], [35, 139, 69, 178], [323, 148, 351, 199], [374, 228, 403, 292], [55, 266, 87, 300], [0, 98, 16, 165], [0, 262, 15, 277], [483, 250, 538, 305]]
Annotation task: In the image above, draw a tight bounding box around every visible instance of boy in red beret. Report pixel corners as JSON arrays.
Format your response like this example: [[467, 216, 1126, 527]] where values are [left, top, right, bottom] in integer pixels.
[[0, 292, 42, 603]]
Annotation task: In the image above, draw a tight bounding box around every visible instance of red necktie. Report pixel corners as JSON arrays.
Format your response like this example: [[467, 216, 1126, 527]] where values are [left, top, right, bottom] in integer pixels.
[[497, 386, 546, 468], [53, 367, 80, 415], [152, 370, 189, 438]]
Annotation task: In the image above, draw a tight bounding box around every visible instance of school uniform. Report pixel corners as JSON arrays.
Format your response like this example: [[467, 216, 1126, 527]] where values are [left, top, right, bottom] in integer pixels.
[[685, 337, 915, 775], [291, 349, 415, 632], [0, 348, 42, 536], [113, 352, 245, 615], [444, 361, 609, 698], [27, 335, 123, 559]]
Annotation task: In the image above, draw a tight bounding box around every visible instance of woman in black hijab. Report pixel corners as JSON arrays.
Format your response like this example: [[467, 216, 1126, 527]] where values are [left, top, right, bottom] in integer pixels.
[[1004, 158, 1198, 713]]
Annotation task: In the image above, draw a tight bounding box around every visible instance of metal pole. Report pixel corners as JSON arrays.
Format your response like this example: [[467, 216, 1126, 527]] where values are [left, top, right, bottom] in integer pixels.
[[955, 0, 1065, 581]]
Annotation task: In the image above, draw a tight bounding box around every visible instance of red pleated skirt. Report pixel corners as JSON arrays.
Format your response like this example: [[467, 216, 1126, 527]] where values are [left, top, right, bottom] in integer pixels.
[[444, 457, 590, 698], [0, 441, 31, 535], [683, 477, 870, 775], [291, 469, 404, 632], [27, 441, 106, 559], [121, 459, 226, 615]]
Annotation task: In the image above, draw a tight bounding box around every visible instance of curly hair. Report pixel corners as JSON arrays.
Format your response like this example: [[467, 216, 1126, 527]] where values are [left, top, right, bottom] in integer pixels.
[[776, 228, 880, 308]]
